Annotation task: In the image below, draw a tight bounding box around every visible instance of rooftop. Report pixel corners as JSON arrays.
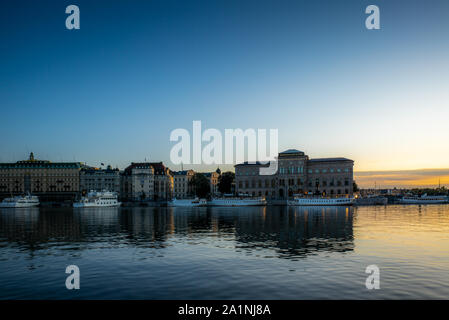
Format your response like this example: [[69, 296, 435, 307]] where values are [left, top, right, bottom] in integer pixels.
[[234, 161, 270, 167], [279, 149, 303, 154], [278, 149, 305, 157], [308, 157, 353, 163], [0, 152, 83, 169]]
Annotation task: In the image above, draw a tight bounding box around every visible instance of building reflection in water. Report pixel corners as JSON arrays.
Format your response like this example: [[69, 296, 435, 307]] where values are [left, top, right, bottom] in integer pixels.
[[0, 206, 354, 260], [233, 206, 354, 259]]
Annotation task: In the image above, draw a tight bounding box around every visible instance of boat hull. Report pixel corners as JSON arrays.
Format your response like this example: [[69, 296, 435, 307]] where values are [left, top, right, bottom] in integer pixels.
[[168, 199, 207, 207], [73, 202, 121, 208], [399, 199, 447, 204], [0, 202, 39, 208], [208, 199, 266, 207], [288, 198, 354, 206]]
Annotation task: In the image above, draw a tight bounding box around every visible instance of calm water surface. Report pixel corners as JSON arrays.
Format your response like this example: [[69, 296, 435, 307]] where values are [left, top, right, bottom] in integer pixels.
[[1, 205, 449, 299]]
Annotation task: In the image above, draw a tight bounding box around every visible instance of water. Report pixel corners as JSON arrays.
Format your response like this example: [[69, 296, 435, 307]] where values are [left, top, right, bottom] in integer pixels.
[[1, 205, 449, 299]]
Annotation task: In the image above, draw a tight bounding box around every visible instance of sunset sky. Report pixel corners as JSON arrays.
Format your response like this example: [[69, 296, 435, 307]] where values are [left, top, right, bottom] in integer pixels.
[[1, 0, 449, 188]]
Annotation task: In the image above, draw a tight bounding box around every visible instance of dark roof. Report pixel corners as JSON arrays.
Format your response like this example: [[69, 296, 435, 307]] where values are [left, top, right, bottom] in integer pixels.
[[279, 149, 304, 154], [308, 157, 353, 163], [123, 162, 168, 175], [234, 161, 271, 167], [149, 162, 167, 175], [81, 167, 119, 174], [0, 160, 82, 169], [172, 170, 192, 175], [123, 162, 153, 175]]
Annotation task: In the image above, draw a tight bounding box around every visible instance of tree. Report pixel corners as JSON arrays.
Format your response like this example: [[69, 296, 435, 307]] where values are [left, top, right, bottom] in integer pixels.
[[218, 171, 235, 194], [189, 173, 210, 198], [353, 181, 359, 193]]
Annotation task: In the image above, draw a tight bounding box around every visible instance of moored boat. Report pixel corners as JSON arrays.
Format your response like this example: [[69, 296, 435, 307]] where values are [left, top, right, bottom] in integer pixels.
[[0, 194, 40, 208], [73, 190, 121, 208], [208, 197, 266, 207], [168, 198, 207, 207], [399, 194, 448, 204], [288, 196, 354, 206], [354, 195, 388, 206]]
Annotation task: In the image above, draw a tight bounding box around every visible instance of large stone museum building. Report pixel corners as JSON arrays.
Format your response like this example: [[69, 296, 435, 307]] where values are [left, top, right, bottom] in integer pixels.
[[234, 149, 354, 199]]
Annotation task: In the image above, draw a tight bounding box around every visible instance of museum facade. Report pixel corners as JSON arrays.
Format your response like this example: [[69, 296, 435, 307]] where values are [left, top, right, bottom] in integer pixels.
[[234, 149, 354, 199]]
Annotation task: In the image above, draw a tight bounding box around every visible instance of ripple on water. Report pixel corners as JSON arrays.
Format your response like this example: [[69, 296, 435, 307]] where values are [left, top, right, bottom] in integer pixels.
[[0, 205, 449, 299]]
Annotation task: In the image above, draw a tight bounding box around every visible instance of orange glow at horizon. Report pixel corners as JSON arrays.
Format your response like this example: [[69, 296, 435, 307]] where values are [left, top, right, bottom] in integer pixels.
[[354, 169, 449, 189]]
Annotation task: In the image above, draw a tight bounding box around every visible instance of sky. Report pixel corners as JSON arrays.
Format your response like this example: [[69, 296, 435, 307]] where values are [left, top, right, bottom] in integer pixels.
[[1, 0, 449, 187]]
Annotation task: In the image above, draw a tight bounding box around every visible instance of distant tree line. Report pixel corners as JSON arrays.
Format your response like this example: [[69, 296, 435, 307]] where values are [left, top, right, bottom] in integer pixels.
[[409, 186, 448, 196], [188, 171, 235, 198]]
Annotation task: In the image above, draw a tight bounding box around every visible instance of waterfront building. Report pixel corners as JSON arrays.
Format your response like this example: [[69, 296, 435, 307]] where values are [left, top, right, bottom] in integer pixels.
[[121, 162, 173, 201], [151, 162, 174, 201], [172, 170, 195, 199], [0, 152, 83, 202], [204, 169, 220, 196], [121, 163, 155, 201], [234, 149, 354, 199], [79, 165, 120, 195]]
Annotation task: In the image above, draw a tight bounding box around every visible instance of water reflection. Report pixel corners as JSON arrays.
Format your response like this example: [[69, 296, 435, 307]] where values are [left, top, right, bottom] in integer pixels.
[[2, 205, 449, 299], [0, 206, 354, 260], [234, 206, 354, 259]]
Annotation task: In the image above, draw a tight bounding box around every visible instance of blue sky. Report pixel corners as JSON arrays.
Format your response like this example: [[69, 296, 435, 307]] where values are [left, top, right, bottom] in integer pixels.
[[1, 0, 449, 180]]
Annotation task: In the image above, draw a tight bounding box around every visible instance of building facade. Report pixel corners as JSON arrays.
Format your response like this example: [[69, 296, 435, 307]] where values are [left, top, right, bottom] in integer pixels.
[[172, 169, 195, 199], [204, 170, 220, 196], [235, 149, 354, 199], [80, 165, 121, 195], [121, 162, 173, 201], [151, 162, 173, 201], [0, 153, 82, 201], [121, 163, 155, 201]]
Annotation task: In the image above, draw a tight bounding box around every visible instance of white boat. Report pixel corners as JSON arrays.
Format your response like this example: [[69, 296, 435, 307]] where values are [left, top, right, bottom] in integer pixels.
[[73, 190, 121, 208], [399, 194, 448, 204], [168, 198, 207, 207], [0, 194, 40, 208], [288, 196, 354, 206], [208, 197, 267, 207]]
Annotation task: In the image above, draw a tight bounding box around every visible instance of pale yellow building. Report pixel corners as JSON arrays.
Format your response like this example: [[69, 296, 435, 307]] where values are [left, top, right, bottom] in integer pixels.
[[0, 152, 82, 201], [172, 170, 195, 199]]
